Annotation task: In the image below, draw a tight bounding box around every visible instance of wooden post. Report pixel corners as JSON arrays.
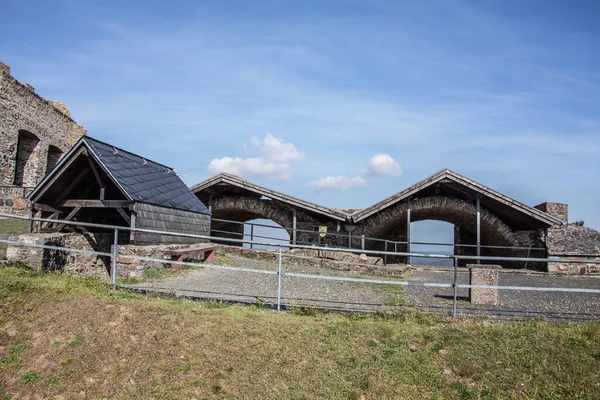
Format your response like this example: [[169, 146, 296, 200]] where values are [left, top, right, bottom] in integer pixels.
[[406, 198, 412, 263]]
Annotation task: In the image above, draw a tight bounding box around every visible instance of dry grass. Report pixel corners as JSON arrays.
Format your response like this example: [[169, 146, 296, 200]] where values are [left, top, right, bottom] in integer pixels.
[[0, 266, 599, 399], [0, 218, 30, 259]]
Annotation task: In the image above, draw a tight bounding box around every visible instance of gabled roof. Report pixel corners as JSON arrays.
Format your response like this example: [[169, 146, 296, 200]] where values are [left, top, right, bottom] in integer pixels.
[[191, 173, 347, 221], [351, 169, 564, 228], [29, 136, 210, 214]]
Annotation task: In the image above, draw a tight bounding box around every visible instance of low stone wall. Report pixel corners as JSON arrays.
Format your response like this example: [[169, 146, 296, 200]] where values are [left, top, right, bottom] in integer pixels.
[[0, 186, 32, 216], [5, 232, 209, 279], [548, 256, 600, 275], [6, 232, 114, 278]]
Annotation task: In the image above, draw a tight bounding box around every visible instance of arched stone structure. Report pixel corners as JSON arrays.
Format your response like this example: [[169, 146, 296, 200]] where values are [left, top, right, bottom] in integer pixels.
[[363, 196, 520, 247], [211, 196, 294, 229], [13, 130, 41, 187], [45, 145, 63, 176]]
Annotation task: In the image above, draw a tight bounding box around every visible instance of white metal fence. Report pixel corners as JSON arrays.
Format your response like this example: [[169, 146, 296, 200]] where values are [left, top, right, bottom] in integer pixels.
[[1, 212, 599, 320]]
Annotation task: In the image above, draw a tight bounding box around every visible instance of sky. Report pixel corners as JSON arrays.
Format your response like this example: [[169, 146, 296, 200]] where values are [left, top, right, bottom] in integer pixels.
[[2, 0, 599, 235]]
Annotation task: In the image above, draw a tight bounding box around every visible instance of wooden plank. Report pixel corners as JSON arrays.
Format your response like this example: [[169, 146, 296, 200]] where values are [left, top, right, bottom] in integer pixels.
[[59, 200, 130, 208], [55, 206, 82, 231], [116, 207, 131, 225], [32, 203, 62, 213], [54, 168, 90, 205], [31, 147, 87, 203], [86, 156, 105, 189], [41, 212, 60, 229]]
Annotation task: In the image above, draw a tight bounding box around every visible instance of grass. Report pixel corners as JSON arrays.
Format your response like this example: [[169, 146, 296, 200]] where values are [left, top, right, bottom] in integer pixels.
[[0, 218, 30, 259], [0, 266, 599, 399]]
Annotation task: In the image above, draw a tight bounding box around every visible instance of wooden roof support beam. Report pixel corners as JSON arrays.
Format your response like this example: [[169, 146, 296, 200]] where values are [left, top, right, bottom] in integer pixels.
[[32, 203, 62, 213], [58, 200, 131, 208], [54, 168, 90, 205], [30, 147, 87, 203], [55, 206, 82, 231], [116, 208, 131, 225]]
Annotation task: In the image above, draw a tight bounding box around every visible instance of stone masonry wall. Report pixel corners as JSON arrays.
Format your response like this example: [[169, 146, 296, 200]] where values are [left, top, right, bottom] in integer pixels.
[[545, 225, 600, 275], [0, 60, 86, 215]]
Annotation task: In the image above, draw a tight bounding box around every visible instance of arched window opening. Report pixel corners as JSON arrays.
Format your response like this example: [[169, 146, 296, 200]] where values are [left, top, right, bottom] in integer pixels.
[[409, 220, 454, 267], [243, 218, 290, 250], [13, 130, 41, 187], [45, 145, 63, 176]]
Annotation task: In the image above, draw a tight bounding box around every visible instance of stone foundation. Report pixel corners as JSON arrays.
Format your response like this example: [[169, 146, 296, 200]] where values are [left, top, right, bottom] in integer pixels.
[[468, 264, 502, 305]]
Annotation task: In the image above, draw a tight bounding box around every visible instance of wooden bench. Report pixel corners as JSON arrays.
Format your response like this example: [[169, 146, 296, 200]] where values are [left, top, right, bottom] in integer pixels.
[[167, 244, 216, 270]]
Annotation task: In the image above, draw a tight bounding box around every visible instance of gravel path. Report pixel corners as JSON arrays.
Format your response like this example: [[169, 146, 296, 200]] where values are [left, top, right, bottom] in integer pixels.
[[124, 253, 600, 321]]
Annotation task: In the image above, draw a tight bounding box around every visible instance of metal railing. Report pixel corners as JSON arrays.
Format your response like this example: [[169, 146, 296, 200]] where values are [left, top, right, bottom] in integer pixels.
[[211, 217, 546, 254], [1, 212, 599, 320]]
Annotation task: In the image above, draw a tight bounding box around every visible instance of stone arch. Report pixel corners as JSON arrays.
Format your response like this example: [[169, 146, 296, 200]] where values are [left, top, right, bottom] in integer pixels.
[[363, 196, 519, 247], [211, 196, 294, 234], [45, 145, 63, 176], [13, 130, 41, 187]]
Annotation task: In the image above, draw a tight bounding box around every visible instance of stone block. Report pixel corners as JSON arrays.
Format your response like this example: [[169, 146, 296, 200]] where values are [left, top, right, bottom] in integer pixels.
[[467, 264, 502, 305]]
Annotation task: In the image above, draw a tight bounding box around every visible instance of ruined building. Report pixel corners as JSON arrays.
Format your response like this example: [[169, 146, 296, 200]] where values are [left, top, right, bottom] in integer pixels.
[[0, 60, 86, 215]]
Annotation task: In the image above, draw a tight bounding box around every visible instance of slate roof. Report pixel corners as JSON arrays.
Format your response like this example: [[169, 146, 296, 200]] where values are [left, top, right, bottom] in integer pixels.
[[30, 136, 210, 214], [350, 169, 563, 229], [191, 173, 347, 221]]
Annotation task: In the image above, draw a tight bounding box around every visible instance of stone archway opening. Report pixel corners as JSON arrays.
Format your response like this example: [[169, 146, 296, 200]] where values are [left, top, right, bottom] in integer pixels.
[[45, 145, 63, 176], [209, 196, 294, 247], [13, 130, 41, 187], [243, 218, 290, 249], [409, 220, 454, 267]]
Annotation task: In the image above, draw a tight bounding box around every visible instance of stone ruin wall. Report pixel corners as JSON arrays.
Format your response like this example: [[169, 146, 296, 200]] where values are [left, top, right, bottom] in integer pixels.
[[0, 60, 86, 215]]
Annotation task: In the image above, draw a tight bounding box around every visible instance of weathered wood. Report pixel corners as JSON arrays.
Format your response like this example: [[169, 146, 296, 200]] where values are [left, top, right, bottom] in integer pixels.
[[59, 200, 130, 208], [86, 156, 105, 189], [55, 206, 82, 231], [32, 203, 62, 213], [31, 147, 87, 203], [41, 212, 60, 229], [116, 207, 131, 225], [54, 168, 90, 204]]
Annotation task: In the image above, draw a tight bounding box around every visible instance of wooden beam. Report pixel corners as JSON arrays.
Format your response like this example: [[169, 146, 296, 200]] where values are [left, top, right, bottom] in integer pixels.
[[55, 206, 82, 231], [32, 203, 62, 213], [59, 200, 130, 208], [41, 212, 60, 229], [54, 168, 90, 205], [31, 147, 87, 203], [86, 156, 105, 190], [116, 208, 131, 225]]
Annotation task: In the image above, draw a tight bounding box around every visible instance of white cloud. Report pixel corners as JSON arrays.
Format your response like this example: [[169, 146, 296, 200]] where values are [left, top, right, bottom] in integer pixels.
[[208, 133, 303, 180], [366, 153, 402, 177], [309, 176, 366, 190]]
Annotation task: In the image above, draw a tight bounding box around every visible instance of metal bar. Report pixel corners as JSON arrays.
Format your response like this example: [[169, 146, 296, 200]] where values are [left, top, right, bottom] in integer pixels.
[[112, 228, 118, 289], [2, 213, 600, 265], [452, 257, 458, 318], [3, 237, 600, 295], [476, 195, 481, 264], [277, 248, 283, 311], [348, 230, 352, 249], [361, 224, 365, 251], [524, 244, 533, 269], [384, 240, 388, 265], [249, 224, 254, 249], [406, 198, 411, 258]]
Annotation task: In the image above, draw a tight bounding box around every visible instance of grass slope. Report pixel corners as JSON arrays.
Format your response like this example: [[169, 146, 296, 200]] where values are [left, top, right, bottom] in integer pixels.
[[0, 266, 599, 399]]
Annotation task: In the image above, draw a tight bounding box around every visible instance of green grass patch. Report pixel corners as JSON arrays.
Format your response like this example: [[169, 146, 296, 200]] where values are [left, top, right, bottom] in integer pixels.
[[0, 218, 30, 259], [21, 370, 40, 385], [0, 266, 598, 399]]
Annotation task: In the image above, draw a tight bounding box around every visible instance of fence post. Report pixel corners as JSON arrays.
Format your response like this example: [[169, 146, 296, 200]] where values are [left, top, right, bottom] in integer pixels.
[[112, 228, 118, 289], [384, 240, 388, 265], [277, 247, 283, 311], [452, 257, 458, 318], [250, 224, 254, 249]]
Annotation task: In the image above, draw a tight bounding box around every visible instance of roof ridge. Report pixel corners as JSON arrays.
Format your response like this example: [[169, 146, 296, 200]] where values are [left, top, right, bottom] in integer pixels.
[[83, 136, 174, 171]]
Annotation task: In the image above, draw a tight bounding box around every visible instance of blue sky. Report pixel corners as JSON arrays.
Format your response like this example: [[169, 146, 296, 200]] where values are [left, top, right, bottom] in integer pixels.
[[2, 0, 599, 233]]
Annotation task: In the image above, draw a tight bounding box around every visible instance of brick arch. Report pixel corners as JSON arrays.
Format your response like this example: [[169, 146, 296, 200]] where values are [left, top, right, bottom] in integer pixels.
[[211, 196, 294, 233], [363, 196, 519, 246]]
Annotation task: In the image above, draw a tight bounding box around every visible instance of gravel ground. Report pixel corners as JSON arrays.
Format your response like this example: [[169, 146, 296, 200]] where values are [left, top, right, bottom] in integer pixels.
[[124, 253, 600, 321]]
